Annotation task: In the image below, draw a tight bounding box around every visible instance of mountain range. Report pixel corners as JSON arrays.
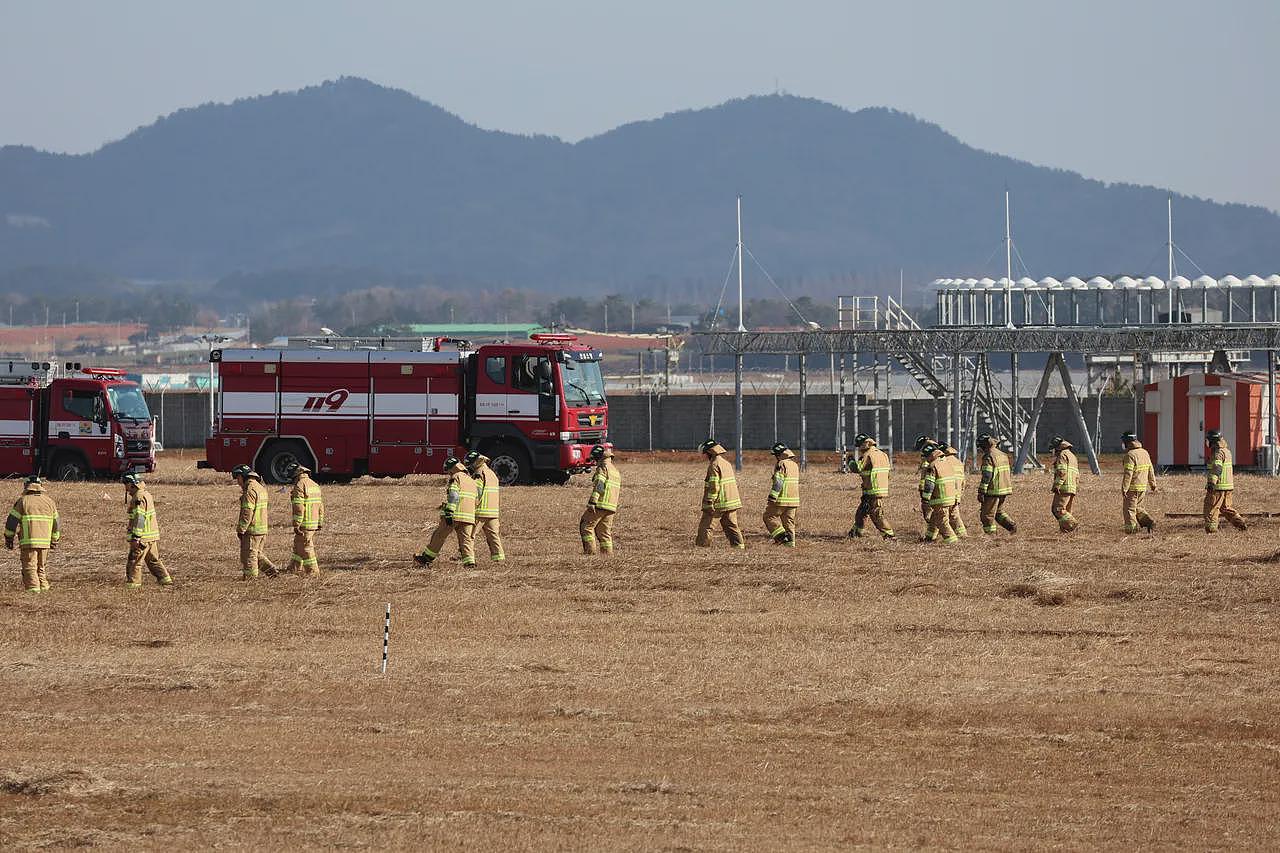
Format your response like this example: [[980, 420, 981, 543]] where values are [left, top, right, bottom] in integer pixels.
[[2, 77, 1278, 301]]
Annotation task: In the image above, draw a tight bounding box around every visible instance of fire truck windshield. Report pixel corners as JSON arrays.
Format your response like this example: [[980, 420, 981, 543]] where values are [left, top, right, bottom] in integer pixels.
[[560, 358, 606, 406], [107, 385, 151, 420]]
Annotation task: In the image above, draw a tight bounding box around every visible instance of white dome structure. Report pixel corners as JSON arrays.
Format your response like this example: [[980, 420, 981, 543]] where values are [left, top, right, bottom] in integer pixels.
[[1194, 275, 1218, 288], [1088, 276, 1113, 289], [1221, 275, 1243, 287]]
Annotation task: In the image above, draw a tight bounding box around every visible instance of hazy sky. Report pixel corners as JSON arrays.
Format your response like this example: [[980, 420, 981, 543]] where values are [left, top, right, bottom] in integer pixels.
[[3, 0, 1277, 211]]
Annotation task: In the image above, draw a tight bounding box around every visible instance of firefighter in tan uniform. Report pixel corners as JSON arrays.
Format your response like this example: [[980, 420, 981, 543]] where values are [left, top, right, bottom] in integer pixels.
[[123, 473, 172, 588], [976, 433, 1016, 534], [914, 435, 961, 536], [919, 444, 959, 543], [286, 463, 324, 575], [1203, 430, 1247, 533], [580, 445, 621, 554], [1120, 431, 1157, 534], [942, 444, 969, 538], [415, 456, 477, 568], [4, 476, 60, 593], [696, 439, 745, 548], [232, 465, 278, 579], [465, 451, 505, 562], [1048, 436, 1079, 532], [763, 442, 799, 546], [848, 433, 894, 540]]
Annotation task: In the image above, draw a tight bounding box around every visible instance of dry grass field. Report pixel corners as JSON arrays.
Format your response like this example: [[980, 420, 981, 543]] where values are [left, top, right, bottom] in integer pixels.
[[2, 449, 1279, 850]]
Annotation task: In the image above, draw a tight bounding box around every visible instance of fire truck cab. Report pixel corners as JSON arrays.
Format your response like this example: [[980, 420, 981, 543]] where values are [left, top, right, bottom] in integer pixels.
[[0, 361, 156, 479], [200, 334, 608, 485]]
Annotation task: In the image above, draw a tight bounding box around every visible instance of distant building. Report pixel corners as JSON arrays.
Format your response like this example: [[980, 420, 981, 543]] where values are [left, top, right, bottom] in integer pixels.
[[380, 323, 547, 343]]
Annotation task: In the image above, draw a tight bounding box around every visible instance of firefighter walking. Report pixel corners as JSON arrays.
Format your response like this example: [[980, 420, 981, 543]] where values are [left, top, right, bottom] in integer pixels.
[[287, 463, 324, 575], [696, 439, 745, 548], [849, 433, 894, 540], [763, 442, 799, 546], [1120, 431, 1157, 534], [580, 445, 621, 554], [1204, 429, 1247, 533], [913, 435, 935, 536], [232, 465, 278, 579], [942, 444, 969, 538], [123, 473, 172, 588], [415, 457, 477, 568], [465, 451, 505, 562], [1049, 436, 1080, 532], [920, 443, 959, 543], [5, 476, 59, 593], [976, 433, 1016, 534]]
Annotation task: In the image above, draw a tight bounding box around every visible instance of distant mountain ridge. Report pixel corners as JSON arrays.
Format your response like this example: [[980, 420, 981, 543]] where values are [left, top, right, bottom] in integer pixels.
[[2, 77, 1277, 299]]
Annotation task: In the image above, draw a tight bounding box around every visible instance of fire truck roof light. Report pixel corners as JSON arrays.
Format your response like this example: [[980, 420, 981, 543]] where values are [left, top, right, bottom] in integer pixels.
[[82, 368, 127, 377], [530, 333, 578, 344]]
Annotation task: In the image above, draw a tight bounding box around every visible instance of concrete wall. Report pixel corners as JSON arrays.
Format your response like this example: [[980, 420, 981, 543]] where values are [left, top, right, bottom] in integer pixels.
[[606, 393, 1141, 454], [147, 390, 1141, 456]]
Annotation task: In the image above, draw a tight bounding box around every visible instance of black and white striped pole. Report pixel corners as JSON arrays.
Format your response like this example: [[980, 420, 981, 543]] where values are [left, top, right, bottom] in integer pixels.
[[380, 603, 390, 674]]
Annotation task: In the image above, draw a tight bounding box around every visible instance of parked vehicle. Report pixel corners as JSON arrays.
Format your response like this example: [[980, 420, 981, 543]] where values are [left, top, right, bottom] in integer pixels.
[[199, 335, 608, 484]]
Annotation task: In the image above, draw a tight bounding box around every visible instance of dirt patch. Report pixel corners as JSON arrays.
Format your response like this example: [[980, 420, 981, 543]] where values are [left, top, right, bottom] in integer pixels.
[[1, 769, 113, 797]]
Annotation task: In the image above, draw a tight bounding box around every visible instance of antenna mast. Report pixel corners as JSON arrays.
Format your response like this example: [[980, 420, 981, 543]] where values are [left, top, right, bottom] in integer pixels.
[[1167, 197, 1175, 324], [1004, 190, 1014, 328], [736, 195, 746, 332]]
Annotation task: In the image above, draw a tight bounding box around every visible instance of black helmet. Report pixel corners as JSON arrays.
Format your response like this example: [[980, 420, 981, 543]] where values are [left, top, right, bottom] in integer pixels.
[[920, 442, 938, 457], [913, 434, 933, 451], [854, 433, 872, 447], [977, 432, 994, 448], [1048, 435, 1065, 450], [770, 442, 789, 456], [463, 450, 482, 466], [590, 444, 607, 460], [443, 456, 461, 470], [1206, 429, 1222, 444], [1121, 431, 1138, 446], [699, 439, 718, 453], [24, 475, 42, 486], [231, 464, 253, 479], [121, 472, 142, 486]]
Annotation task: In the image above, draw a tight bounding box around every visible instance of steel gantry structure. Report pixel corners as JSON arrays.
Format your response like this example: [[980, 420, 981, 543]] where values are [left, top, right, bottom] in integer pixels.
[[698, 324, 1280, 476]]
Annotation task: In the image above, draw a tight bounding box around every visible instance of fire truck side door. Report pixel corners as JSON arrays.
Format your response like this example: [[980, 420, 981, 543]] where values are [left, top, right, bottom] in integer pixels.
[[475, 353, 510, 421]]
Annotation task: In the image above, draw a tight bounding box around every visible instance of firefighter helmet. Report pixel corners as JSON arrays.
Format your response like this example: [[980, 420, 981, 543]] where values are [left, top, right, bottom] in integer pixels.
[[1121, 431, 1138, 447], [1206, 429, 1222, 445], [770, 442, 789, 456], [913, 434, 933, 451]]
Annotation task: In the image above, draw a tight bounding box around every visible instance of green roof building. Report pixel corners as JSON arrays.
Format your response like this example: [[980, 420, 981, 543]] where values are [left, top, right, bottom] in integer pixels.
[[381, 323, 547, 342]]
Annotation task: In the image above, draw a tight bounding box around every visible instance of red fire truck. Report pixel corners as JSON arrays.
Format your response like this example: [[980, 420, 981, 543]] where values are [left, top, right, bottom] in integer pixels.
[[199, 335, 609, 484], [0, 361, 157, 479]]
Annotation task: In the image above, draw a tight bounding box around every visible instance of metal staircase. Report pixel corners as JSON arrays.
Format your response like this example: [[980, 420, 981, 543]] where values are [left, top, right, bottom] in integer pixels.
[[840, 295, 1040, 463]]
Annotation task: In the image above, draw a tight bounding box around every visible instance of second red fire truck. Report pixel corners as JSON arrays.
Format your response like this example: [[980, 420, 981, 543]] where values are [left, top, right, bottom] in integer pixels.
[[199, 334, 609, 485], [0, 361, 157, 479]]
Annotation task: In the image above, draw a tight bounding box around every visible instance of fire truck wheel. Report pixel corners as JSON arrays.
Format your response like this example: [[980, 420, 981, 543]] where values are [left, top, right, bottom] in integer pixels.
[[258, 440, 315, 485], [487, 442, 532, 487], [51, 453, 90, 481]]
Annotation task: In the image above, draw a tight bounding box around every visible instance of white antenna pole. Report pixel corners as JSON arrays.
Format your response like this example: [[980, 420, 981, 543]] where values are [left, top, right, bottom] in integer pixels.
[[1004, 190, 1014, 328], [1167, 196, 1174, 324], [736, 195, 746, 332]]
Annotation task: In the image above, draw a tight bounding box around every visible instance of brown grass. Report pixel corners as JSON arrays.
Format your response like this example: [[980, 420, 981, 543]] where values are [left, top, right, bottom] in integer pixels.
[[1, 449, 1279, 849]]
